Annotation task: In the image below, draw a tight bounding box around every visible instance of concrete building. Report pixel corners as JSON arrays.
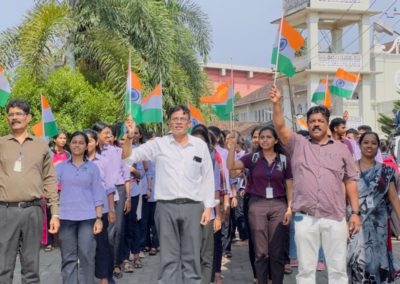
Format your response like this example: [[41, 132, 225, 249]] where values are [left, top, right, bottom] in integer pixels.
[[236, 0, 400, 134], [202, 62, 273, 98]]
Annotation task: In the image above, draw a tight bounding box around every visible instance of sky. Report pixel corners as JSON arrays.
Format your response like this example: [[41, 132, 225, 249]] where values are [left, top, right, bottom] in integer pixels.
[[0, 0, 399, 68]]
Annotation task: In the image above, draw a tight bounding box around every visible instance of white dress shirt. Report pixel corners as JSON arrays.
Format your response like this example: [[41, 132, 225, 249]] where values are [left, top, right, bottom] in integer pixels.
[[123, 134, 215, 208]]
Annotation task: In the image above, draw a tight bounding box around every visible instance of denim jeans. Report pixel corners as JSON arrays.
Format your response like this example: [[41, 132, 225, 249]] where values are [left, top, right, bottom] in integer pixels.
[[60, 219, 96, 284]]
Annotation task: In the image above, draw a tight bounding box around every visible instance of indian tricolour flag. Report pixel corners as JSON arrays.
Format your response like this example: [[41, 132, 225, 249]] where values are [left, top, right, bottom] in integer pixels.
[[296, 115, 308, 131], [0, 66, 11, 107], [312, 77, 329, 103], [125, 67, 142, 123], [188, 103, 206, 127], [200, 82, 233, 121], [41, 95, 58, 138], [141, 83, 162, 123], [271, 17, 305, 77], [330, 68, 359, 99]]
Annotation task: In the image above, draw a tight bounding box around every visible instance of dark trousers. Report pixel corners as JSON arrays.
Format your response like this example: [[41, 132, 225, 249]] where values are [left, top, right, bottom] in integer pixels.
[[46, 206, 55, 246], [59, 219, 96, 284], [0, 205, 43, 284], [211, 229, 223, 282], [248, 196, 287, 284], [108, 185, 126, 267], [155, 201, 203, 284], [95, 214, 113, 279], [139, 196, 150, 251], [235, 193, 249, 240], [123, 195, 140, 259], [145, 202, 159, 248], [221, 203, 234, 254], [244, 193, 256, 278], [201, 220, 214, 284]]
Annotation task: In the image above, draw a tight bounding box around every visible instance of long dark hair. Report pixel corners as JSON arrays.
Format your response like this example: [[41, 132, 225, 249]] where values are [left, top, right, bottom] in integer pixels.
[[83, 129, 100, 154], [135, 125, 145, 144], [191, 124, 212, 150], [256, 126, 286, 155], [70, 131, 89, 161], [50, 129, 68, 153]]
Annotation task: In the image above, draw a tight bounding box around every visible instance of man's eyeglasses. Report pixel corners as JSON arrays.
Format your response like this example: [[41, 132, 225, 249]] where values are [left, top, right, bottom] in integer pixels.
[[170, 118, 189, 123], [7, 112, 27, 118]]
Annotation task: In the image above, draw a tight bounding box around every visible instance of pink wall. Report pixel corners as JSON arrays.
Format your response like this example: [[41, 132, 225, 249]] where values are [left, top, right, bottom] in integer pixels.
[[204, 68, 273, 98]]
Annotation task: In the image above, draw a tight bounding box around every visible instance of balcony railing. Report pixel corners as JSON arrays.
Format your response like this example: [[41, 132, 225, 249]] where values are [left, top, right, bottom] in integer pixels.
[[294, 53, 362, 72]]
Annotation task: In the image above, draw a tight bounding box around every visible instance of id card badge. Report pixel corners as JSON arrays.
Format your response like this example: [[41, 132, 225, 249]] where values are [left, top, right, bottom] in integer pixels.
[[366, 196, 374, 209], [266, 187, 273, 199], [13, 159, 22, 172]]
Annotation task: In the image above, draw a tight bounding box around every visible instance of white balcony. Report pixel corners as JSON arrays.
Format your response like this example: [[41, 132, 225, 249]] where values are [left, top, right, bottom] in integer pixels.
[[284, 0, 370, 14], [293, 53, 362, 72]]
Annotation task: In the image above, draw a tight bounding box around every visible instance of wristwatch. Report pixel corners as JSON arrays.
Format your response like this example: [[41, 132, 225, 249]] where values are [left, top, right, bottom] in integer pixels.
[[351, 210, 361, 216], [96, 216, 102, 220]]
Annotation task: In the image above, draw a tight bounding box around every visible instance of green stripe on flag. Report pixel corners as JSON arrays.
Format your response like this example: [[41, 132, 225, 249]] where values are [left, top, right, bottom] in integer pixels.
[[44, 121, 58, 138], [130, 103, 142, 124], [330, 85, 353, 99], [311, 92, 326, 103], [271, 48, 296, 77], [141, 108, 162, 123], [0, 89, 11, 107], [212, 99, 233, 121]]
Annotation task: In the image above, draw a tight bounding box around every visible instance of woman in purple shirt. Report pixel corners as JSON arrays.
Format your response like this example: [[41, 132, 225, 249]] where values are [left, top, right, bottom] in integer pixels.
[[57, 131, 104, 284], [227, 126, 293, 284]]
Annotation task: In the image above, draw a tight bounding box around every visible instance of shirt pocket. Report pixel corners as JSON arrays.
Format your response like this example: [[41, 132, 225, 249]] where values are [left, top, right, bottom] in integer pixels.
[[187, 160, 202, 181]]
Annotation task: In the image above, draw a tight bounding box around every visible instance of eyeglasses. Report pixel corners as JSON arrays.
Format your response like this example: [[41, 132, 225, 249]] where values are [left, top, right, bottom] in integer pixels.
[[170, 118, 188, 123], [7, 112, 27, 118]]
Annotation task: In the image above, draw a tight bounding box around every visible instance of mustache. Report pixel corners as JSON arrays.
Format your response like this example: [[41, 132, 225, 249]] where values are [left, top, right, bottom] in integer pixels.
[[312, 126, 321, 131], [11, 120, 21, 125]]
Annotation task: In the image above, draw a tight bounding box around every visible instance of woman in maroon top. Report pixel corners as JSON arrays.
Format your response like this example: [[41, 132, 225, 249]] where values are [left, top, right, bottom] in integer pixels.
[[227, 125, 293, 284]]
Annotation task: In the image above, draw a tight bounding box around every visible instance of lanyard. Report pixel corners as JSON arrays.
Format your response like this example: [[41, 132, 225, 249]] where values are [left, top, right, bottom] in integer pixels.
[[262, 158, 276, 187]]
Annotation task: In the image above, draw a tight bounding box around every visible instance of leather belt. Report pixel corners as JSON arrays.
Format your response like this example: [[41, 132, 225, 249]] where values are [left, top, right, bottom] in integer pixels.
[[0, 200, 44, 208], [158, 198, 199, 204]]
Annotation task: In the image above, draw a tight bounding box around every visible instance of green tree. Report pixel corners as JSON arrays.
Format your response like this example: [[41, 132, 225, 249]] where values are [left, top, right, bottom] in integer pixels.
[[0, 0, 212, 130], [378, 100, 400, 136]]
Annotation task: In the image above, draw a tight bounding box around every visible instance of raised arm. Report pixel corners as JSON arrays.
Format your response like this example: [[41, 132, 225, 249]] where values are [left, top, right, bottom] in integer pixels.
[[226, 133, 245, 170], [270, 85, 293, 145], [122, 115, 136, 159]]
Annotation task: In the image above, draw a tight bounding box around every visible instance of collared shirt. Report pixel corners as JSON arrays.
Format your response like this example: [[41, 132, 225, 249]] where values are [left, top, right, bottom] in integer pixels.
[[0, 134, 59, 214], [102, 145, 130, 187], [89, 153, 115, 213], [285, 133, 357, 221], [240, 152, 292, 198], [215, 145, 232, 197], [123, 134, 215, 208], [56, 160, 104, 221]]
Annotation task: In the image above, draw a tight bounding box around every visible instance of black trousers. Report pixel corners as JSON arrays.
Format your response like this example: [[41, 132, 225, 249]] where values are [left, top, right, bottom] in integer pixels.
[[95, 213, 113, 279], [244, 193, 256, 278]]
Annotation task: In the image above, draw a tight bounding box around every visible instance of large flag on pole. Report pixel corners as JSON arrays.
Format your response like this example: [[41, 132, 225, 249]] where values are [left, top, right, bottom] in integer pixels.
[[141, 83, 162, 123], [330, 68, 359, 99], [41, 95, 58, 138], [125, 67, 142, 123], [0, 66, 11, 107], [200, 83, 233, 121], [188, 103, 206, 126], [271, 17, 305, 77]]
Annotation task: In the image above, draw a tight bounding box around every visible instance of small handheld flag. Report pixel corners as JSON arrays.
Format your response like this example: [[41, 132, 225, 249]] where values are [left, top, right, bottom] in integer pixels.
[[330, 68, 359, 99], [188, 103, 206, 127], [271, 17, 305, 78], [41, 95, 58, 138], [141, 83, 162, 123]]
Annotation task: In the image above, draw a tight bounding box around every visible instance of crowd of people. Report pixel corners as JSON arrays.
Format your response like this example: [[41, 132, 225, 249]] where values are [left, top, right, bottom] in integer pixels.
[[1, 84, 400, 284]]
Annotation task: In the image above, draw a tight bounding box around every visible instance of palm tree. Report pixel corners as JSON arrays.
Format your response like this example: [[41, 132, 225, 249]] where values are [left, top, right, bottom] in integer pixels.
[[0, 0, 212, 115]]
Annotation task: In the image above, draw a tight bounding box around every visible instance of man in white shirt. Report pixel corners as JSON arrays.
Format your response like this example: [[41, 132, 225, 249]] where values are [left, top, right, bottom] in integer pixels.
[[122, 105, 215, 284]]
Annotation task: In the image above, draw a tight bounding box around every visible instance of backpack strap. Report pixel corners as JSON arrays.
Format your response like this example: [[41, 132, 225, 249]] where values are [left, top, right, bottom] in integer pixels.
[[249, 152, 259, 183]]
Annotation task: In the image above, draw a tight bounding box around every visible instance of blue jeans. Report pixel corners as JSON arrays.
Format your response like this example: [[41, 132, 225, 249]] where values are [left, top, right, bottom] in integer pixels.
[[60, 219, 96, 284], [289, 217, 325, 261]]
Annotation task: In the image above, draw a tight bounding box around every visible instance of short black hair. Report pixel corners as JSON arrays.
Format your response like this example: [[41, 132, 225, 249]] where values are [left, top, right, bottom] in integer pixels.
[[250, 125, 262, 137], [6, 99, 31, 115], [167, 105, 190, 120], [191, 124, 211, 149], [357, 125, 372, 132], [306, 106, 330, 122], [329, 118, 346, 133], [346, 128, 358, 136]]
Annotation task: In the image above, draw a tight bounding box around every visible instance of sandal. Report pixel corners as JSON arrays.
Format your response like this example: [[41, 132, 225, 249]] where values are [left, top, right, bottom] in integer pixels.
[[143, 247, 150, 252], [122, 260, 134, 273], [223, 252, 232, 258], [113, 266, 123, 279], [133, 258, 143, 269], [149, 248, 157, 255], [44, 245, 53, 252]]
